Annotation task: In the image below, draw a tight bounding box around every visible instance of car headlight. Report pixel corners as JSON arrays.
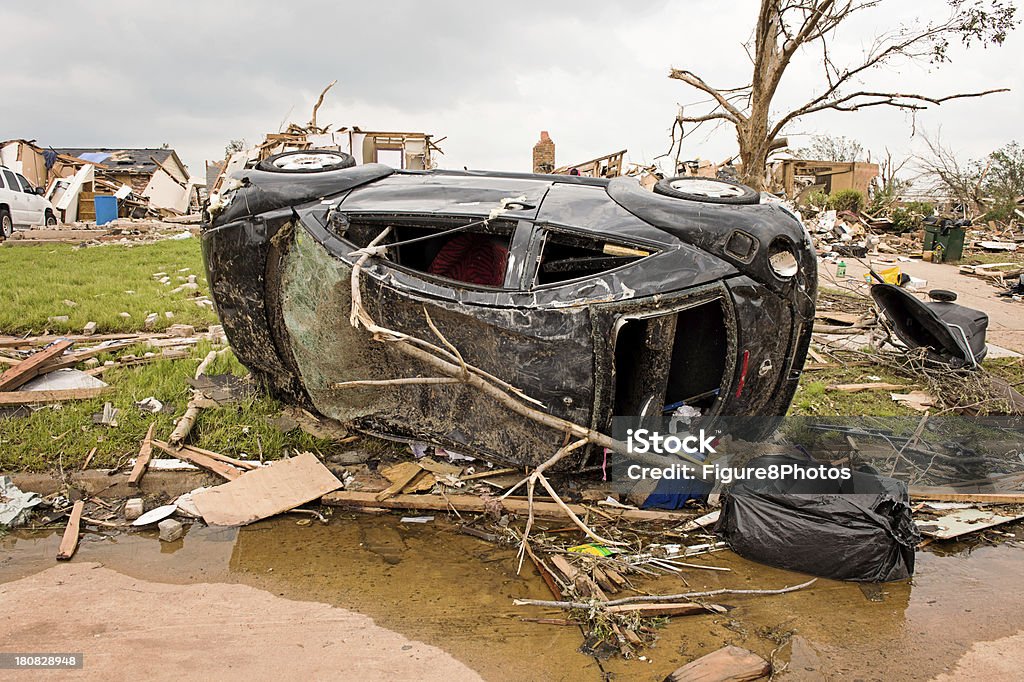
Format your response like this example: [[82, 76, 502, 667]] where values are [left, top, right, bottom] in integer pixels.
[[768, 238, 799, 278]]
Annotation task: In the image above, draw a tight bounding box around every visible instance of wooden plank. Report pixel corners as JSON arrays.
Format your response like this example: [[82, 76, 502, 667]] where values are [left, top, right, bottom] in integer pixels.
[[152, 440, 240, 481], [827, 382, 910, 392], [128, 423, 157, 486], [910, 488, 1024, 504], [321, 490, 694, 522], [0, 387, 110, 405], [0, 340, 74, 390], [177, 443, 259, 470], [56, 500, 85, 561], [375, 462, 423, 502], [191, 452, 342, 526], [664, 645, 771, 682], [459, 467, 518, 481], [0, 333, 157, 349]]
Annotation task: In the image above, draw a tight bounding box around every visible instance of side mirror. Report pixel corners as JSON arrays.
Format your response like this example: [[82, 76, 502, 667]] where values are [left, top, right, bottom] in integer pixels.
[[34, 186, 46, 195]]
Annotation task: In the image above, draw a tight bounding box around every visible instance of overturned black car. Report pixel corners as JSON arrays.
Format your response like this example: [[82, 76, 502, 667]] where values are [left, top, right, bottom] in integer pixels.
[[203, 151, 817, 468]]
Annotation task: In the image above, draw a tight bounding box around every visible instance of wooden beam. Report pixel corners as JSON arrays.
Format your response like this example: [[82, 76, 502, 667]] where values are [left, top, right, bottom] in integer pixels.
[[176, 443, 259, 470], [910, 489, 1024, 504], [128, 422, 158, 487], [0, 387, 111, 405], [322, 490, 694, 523], [56, 500, 85, 561], [0, 333, 154, 349], [0, 340, 74, 390]]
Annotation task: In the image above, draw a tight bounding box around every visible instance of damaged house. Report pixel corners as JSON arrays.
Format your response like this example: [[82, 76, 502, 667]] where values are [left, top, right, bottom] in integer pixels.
[[0, 139, 201, 224], [211, 124, 441, 196]]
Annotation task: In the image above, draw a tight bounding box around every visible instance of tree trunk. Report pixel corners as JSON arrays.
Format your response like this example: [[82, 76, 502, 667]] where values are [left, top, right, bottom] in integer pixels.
[[737, 119, 770, 190]]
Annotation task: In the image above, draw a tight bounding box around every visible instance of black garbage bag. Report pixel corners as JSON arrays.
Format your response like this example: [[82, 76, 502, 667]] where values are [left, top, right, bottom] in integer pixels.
[[715, 455, 919, 582]]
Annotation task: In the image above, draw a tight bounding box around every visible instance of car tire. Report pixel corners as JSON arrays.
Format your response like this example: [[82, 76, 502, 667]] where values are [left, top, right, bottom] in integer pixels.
[[654, 176, 760, 205], [257, 150, 356, 173], [0, 208, 12, 239], [44, 210, 57, 226]]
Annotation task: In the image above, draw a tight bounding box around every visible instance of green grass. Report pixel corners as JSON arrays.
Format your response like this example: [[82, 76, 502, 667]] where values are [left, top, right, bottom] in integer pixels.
[[0, 342, 341, 472], [0, 240, 345, 472], [789, 359, 919, 417], [0, 239, 217, 334], [959, 250, 1024, 265]]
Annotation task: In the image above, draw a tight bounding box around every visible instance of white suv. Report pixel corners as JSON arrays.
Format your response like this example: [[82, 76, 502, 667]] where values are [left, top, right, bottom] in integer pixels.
[[0, 165, 58, 238]]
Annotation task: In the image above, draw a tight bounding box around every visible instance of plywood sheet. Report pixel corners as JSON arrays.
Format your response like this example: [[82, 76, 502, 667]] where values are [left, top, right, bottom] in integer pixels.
[[192, 452, 341, 526]]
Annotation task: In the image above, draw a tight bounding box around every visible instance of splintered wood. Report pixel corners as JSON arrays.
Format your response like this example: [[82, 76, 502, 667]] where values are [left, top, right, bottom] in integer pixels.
[[0, 340, 73, 390], [152, 440, 241, 481], [128, 423, 158, 486]]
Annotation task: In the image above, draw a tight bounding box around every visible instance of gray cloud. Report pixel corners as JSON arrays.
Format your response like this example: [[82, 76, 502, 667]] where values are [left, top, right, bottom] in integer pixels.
[[1, 1, 1019, 178]]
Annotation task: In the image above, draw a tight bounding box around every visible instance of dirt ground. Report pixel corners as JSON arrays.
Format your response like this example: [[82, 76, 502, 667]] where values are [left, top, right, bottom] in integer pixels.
[[820, 257, 1024, 353], [0, 562, 482, 682]]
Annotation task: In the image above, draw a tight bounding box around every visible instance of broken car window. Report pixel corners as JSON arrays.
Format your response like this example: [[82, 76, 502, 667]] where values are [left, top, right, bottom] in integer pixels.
[[343, 217, 515, 289], [536, 230, 651, 286]]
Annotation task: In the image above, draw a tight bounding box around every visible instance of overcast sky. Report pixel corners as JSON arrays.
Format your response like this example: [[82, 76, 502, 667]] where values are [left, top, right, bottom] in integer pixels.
[[2, 0, 1020, 180]]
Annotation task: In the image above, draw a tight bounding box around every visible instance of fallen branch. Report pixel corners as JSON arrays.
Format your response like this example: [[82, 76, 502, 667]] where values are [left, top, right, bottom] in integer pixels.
[[168, 393, 203, 447], [513, 578, 817, 610]]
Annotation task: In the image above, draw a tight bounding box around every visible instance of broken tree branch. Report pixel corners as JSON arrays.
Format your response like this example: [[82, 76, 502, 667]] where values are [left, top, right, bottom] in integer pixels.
[[309, 79, 337, 130], [513, 577, 817, 609]]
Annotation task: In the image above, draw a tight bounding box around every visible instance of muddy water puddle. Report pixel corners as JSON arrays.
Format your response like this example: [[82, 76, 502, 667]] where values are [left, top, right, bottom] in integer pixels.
[[3, 515, 1024, 681]]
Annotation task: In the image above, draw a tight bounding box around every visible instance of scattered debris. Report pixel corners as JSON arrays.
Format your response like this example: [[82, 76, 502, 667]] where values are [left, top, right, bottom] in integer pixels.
[[0, 476, 43, 527], [916, 507, 1024, 540]]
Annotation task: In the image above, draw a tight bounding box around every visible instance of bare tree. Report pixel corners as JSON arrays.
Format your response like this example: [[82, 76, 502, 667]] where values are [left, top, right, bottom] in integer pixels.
[[795, 134, 865, 161], [668, 0, 1016, 189], [915, 130, 990, 213]]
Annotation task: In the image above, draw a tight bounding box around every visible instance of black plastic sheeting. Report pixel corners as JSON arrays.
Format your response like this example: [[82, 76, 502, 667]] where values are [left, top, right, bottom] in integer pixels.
[[715, 455, 919, 582]]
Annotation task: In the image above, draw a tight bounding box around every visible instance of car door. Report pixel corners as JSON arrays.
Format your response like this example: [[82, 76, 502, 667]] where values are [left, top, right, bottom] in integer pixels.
[[1, 169, 30, 226], [14, 172, 45, 225]]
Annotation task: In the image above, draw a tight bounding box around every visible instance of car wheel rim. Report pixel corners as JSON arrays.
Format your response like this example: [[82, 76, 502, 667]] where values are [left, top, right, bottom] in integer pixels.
[[272, 153, 345, 170], [669, 179, 745, 198]]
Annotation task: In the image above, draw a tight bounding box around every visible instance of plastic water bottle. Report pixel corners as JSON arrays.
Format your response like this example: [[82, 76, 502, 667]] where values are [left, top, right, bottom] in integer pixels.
[[837, 260, 847, 278]]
